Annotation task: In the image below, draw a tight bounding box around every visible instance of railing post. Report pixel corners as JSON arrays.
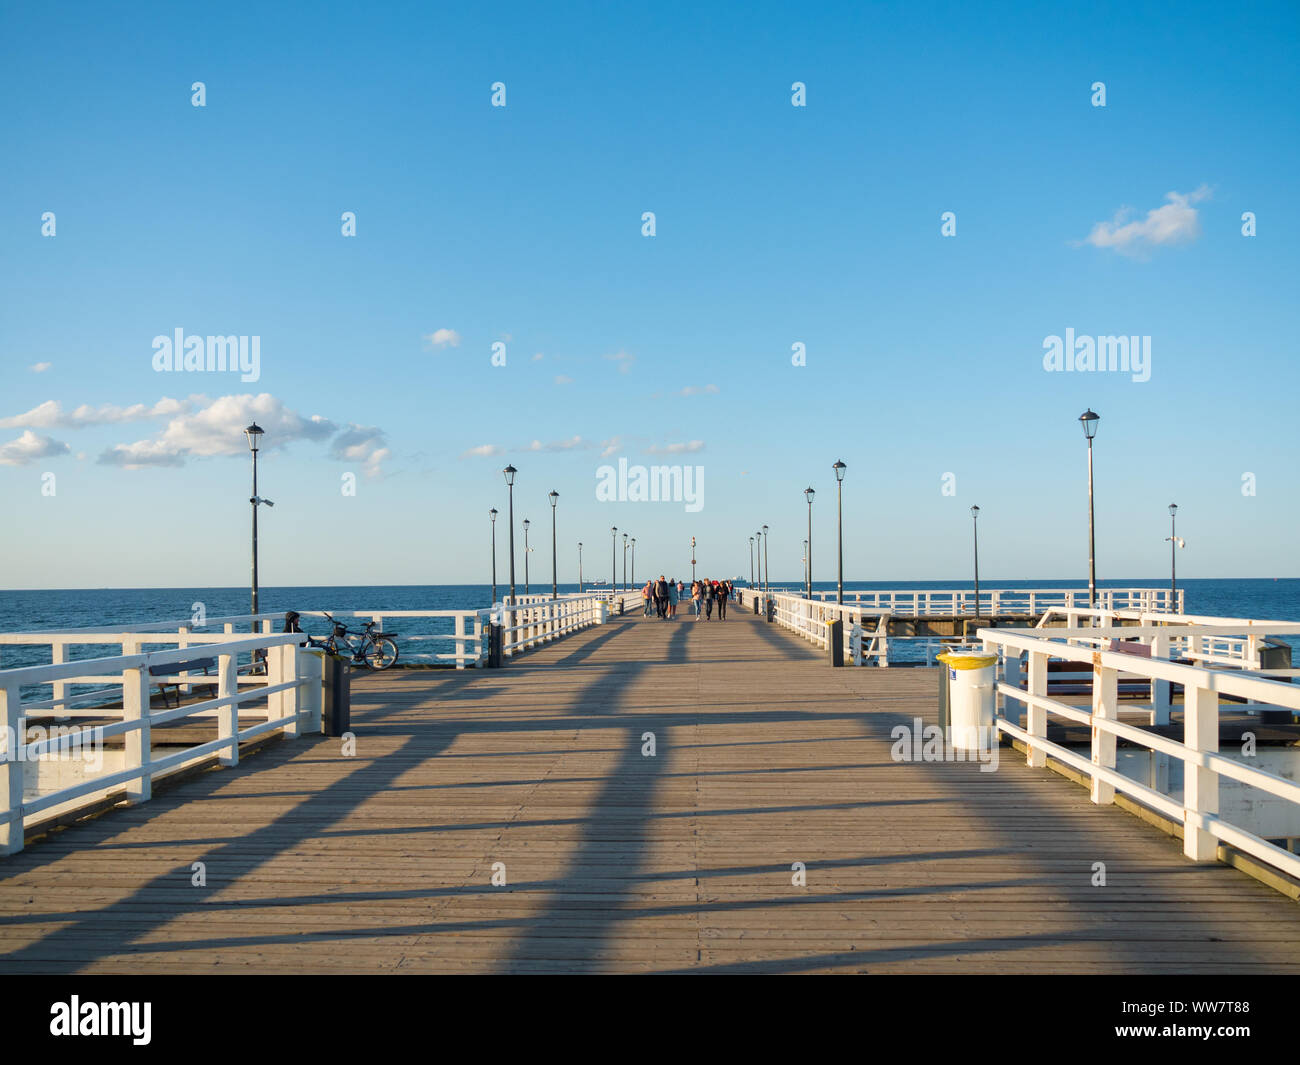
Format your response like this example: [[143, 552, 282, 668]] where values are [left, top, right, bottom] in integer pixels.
[[281, 642, 300, 738], [0, 682, 24, 855], [267, 641, 286, 732], [217, 651, 239, 766], [454, 614, 466, 669], [123, 661, 151, 805], [1090, 661, 1118, 805], [1151, 631, 1171, 725], [1027, 650, 1048, 768], [1183, 684, 1220, 861], [51, 640, 67, 718]]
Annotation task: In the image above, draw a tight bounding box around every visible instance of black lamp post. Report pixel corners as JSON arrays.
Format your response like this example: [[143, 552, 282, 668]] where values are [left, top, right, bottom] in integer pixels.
[[503, 465, 517, 604], [243, 423, 273, 628], [611, 526, 617, 594], [1079, 409, 1100, 607], [804, 487, 815, 599], [1167, 503, 1179, 610], [622, 533, 628, 591], [748, 536, 754, 587], [762, 524, 769, 593], [523, 518, 531, 595], [691, 536, 696, 583], [490, 507, 498, 604], [971, 505, 980, 619], [631, 537, 636, 587], [578, 541, 583, 593], [833, 460, 846, 604], [548, 490, 559, 599], [755, 529, 763, 589]]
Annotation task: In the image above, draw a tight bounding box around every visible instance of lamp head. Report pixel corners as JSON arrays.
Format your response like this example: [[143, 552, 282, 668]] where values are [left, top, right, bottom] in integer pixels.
[[244, 423, 264, 452], [833, 459, 846, 482], [503, 464, 517, 487], [549, 490, 558, 507], [1079, 408, 1100, 440], [1169, 502, 1178, 517], [805, 486, 815, 503]]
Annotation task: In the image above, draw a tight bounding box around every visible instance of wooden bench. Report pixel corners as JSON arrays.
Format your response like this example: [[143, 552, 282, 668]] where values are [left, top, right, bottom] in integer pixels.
[[148, 656, 218, 708]]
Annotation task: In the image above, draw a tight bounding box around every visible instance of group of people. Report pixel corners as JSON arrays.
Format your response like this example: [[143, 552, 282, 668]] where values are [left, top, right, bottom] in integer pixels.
[[639, 576, 736, 620]]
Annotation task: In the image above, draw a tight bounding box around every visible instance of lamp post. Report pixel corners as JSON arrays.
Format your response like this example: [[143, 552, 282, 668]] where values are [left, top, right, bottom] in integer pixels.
[[833, 460, 846, 604], [802, 539, 808, 596], [970, 505, 980, 619], [691, 536, 696, 583], [631, 537, 636, 587], [804, 487, 815, 599], [1167, 503, 1179, 611], [755, 529, 763, 589], [622, 533, 628, 591], [548, 490, 559, 599], [762, 524, 769, 593], [578, 542, 583, 593], [523, 518, 531, 595], [749, 536, 755, 587], [611, 526, 617, 595], [1079, 409, 1099, 607], [490, 507, 498, 605], [503, 465, 517, 604], [243, 423, 273, 628]]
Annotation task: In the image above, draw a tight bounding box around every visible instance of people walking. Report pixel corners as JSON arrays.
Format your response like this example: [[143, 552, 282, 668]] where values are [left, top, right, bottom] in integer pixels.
[[718, 579, 729, 620], [641, 579, 653, 617], [655, 575, 669, 619], [692, 579, 703, 619], [704, 579, 714, 620], [668, 576, 679, 619]]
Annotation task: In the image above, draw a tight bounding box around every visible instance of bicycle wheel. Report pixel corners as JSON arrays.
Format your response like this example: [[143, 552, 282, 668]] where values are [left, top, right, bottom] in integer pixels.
[[363, 636, 399, 670]]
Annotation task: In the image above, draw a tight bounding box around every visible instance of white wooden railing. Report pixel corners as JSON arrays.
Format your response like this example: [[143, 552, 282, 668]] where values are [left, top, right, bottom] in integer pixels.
[[1, 632, 318, 855], [979, 623, 1300, 882], [808, 587, 1183, 615]]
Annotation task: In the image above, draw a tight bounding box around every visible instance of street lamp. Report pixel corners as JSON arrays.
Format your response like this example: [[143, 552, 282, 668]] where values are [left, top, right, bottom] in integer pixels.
[[833, 460, 846, 604], [804, 487, 815, 599], [503, 465, 518, 604], [748, 536, 755, 587], [548, 490, 559, 599], [523, 518, 531, 595], [1079, 409, 1100, 607], [631, 537, 636, 587], [611, 526, 617, 595], [971, 505, 980, 619], [1166, 503, 1183, 612], [691, 536, 696, 583], [622, 532, 628, 591], [489, 507, 498, 605], [243, 423, 273, 628], [755, 529, 763, 589], [762, 524, 769, 593], [802, 539, 808, 596], [578, 542, 583, 593]]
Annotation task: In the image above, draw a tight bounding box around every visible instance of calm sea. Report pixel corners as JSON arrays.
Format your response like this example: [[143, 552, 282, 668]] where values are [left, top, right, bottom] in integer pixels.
[[1, 578, 1297, 674]]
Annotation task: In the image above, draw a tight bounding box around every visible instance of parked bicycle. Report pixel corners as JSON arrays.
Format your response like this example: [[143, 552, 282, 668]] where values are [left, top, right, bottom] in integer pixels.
[[305, 611, 400, 670]]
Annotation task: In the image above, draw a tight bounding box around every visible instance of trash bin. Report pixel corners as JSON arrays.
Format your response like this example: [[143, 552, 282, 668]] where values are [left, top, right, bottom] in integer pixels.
[[936, 649, 998, 751], [322, 653, 351, 737]]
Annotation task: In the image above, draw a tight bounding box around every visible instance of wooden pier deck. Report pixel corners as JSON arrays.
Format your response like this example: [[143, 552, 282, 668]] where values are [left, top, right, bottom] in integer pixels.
[[2, 607, 1299, 974]]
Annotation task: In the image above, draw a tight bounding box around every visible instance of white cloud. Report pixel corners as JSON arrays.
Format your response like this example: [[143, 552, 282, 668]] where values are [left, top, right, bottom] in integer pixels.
[[677, 384, 719, 397], [98, 393, 337, 467], [0, 430, 70, 466], [600, 436, 621, 457], [531, 352, 544, 362], [0, 397, 190, 430], [603, 349, 636, 374], [646, 440, 705, 455], [460, 443, 505, 459], [424, 328, 462, 349], [329, 423, 391, 479], [1080, 186, 1211, 255], [554, 374, 574, 385], [29, 362, 52, 373]]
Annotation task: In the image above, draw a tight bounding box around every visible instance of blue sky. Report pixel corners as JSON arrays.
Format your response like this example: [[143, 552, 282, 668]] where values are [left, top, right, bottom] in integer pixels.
[[1, 0, 1297, 588]]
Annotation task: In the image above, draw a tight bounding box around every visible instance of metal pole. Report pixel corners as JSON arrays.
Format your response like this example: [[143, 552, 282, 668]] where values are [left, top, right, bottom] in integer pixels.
[[490, 513, 497, 605], [250, 447, 259, 625], [578, 543, 583, 593], [631, 539, 635, 587], [507, 484, 516, 605], [524, 522, 530, 595], [622, 538, 627, 591], [611, 527, 617, 597], [836, 479, 843, 605], [972, 511, 980, 619], [806, 498, 813, 599], [749, 537, 754, 588], [1087, 436, 1097, 608], [1171, 511, 1176, 607], [763, 530, 770, 594], [551, 505, 557, 600]]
